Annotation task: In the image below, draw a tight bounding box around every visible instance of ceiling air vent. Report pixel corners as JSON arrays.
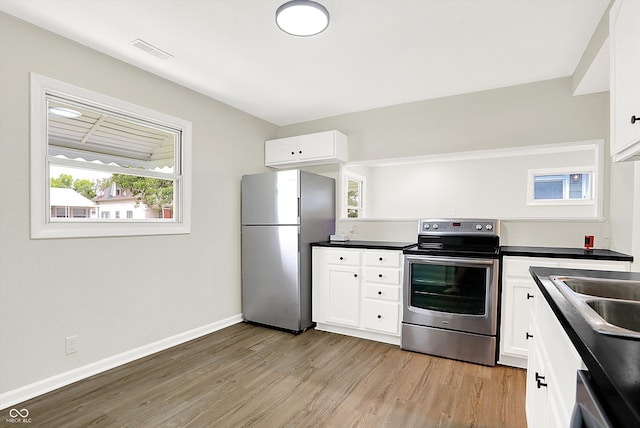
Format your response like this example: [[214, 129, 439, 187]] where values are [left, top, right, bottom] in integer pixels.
[[130, 39, 173, 60]]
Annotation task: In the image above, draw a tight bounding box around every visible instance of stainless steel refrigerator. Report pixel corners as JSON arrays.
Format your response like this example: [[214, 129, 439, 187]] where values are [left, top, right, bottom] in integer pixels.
[[241, 170, 335, 333]]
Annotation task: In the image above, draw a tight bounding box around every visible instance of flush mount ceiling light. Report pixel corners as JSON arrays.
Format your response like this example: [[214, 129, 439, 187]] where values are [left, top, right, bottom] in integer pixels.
[[276, 0, 330, 37], [48, 107, 82, 118]]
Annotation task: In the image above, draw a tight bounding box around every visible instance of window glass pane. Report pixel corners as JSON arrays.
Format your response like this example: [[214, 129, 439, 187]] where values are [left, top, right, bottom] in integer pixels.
[[347, 179, 361, 208], [533, 172, 591, 201], [347, 208, 359, 218], [47, 97, 177, 173], [50, 165, 175, 221], [534, 179, 564, 200]]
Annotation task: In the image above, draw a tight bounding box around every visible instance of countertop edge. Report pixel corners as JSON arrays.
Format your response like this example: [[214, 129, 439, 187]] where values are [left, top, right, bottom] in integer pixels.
[[529, 267, 640, 428], [501, 246, 633, 262], [311, 240, 416, 251]]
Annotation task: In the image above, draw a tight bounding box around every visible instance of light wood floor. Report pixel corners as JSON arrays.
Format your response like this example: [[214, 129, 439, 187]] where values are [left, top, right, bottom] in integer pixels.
[[4, 323, 527, 427]]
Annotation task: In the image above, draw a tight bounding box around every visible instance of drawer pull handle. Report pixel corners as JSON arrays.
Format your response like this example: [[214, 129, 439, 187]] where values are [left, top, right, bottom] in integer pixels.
[[632, 115, 639, 124], [378, 291, 382, 295], [379, 257, 383, 261], [378, 274, 383, 278], [526, 293, 534, 300], [377, 315, 382, 319], [526, 332, 533, 340], [339, 257, 344, 261], [354, 274, 358, 278]]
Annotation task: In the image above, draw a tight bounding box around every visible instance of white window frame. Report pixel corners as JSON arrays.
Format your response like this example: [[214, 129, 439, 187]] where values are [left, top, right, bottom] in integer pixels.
[[342, 171, 366, 219], [30, 73, 192, 239], [527, 166, 595, 206]]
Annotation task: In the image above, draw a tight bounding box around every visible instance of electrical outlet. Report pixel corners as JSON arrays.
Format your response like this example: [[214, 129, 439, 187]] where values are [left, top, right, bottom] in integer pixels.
[[65, 335, 78, 355]]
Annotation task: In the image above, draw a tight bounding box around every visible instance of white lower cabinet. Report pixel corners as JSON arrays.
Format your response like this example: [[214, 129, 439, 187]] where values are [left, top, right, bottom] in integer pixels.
[[325, 266, 361, 327], [312, 247, 402, 345], [499, 256, 630, 368], [526, 284, 585, 428]]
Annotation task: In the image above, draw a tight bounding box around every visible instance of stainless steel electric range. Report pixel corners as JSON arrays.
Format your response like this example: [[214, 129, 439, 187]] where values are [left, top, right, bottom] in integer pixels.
[[402, 218, 500, 366]]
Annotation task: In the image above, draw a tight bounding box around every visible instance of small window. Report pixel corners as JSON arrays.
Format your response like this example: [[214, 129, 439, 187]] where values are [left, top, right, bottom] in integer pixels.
[[528, 168, 594, 205], [31, 74, 192, 238], [343, 172, 366, 218]]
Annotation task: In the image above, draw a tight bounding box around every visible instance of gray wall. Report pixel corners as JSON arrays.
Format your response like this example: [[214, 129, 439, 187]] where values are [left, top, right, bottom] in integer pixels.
[[0, 12, 276, 398], [282, 78, 626, 249]]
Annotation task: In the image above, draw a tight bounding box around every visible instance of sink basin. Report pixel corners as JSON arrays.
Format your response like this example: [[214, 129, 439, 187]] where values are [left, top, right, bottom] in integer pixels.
[[586, 300, 640, 333], [549, 275, 640, 339], [552, 276, 640, 301]]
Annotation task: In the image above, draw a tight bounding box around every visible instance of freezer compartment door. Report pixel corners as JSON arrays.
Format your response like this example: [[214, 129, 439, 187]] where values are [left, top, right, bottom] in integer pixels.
[[242, 225, 305, 331], [242, 170, 300, 225]]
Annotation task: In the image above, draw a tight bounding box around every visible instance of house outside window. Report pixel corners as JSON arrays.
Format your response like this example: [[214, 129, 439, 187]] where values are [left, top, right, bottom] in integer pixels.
[[528, 167, 594, 205]]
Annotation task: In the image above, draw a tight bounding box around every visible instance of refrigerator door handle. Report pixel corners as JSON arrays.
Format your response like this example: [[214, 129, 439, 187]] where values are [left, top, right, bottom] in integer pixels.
[[297, 197, 301, 224]]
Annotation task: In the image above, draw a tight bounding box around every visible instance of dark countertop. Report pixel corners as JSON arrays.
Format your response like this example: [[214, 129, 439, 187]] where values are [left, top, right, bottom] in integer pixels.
[[530, 267, 640, 428], [502, 246, 633, 262], [311, 240, 416, 251]]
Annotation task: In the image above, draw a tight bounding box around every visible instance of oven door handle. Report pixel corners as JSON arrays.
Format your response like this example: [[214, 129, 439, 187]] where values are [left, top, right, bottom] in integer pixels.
[[403, 254, 497, 267]]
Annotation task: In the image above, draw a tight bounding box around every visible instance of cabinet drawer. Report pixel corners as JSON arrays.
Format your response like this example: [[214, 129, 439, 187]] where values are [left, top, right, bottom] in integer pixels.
[[362, 300, 399, 334], [363, 284, 400, 302], [322, 249, 361, 266], [364, 251, 401, 268], [363, 267, 400, 285]]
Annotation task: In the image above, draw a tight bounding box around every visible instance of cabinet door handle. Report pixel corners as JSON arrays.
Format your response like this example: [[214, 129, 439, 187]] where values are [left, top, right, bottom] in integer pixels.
[[535, 372, 547, 388], [291, 151, 295, 155], [354, 273, 358, 278], [379, 257, 383, 261], [378, 291, 383, 295], [526, 293, 534, 300], [299, 150, 303, 154], [526, 332, 533, 340], [339, 257, 344, 261], [377, 315, 382, 319], [632, 115, 639, 124], [378, 274, 383, 278]]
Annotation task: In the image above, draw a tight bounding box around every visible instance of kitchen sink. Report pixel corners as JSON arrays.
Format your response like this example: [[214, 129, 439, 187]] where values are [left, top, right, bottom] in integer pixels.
[[586, 300, 640, 333], [554, 276, 640, 301], [549, 276, 640, 339]]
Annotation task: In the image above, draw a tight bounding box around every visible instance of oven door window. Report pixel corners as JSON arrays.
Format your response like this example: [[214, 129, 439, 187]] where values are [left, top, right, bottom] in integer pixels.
[[410, 263, 487, 315]]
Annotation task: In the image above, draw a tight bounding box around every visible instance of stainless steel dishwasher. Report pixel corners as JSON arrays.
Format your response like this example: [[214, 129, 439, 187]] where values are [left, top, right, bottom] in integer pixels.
[[570, 370, 613, 428]]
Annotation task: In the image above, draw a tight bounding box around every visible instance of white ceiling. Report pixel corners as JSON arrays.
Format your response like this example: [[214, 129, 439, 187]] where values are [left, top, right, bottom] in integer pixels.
[[0, 0, 610, 126]]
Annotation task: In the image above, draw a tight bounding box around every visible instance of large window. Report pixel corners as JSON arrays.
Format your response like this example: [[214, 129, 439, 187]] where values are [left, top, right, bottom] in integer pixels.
[[31, 74, 192, 238]]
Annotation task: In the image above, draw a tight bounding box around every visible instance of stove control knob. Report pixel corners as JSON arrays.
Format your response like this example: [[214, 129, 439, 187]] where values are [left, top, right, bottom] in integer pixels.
[[432, 224, 439, 230], [486, 224, 493, 231], [423, 223, 430, 230], [475, 224, 482, 230]]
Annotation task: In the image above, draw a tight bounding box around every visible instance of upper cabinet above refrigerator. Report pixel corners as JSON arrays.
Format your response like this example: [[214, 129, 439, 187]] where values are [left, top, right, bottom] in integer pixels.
[[265, 130, 348, 168], [610, 0, 640, 162]]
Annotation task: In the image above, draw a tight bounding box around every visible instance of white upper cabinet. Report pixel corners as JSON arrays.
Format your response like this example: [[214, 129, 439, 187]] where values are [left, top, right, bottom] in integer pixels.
[[610, 0, 640, 161], [265, 130, 348, 168]]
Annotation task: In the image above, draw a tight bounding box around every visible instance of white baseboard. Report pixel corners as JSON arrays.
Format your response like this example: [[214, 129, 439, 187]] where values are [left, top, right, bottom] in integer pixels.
[[0, 314, 242, 410]]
